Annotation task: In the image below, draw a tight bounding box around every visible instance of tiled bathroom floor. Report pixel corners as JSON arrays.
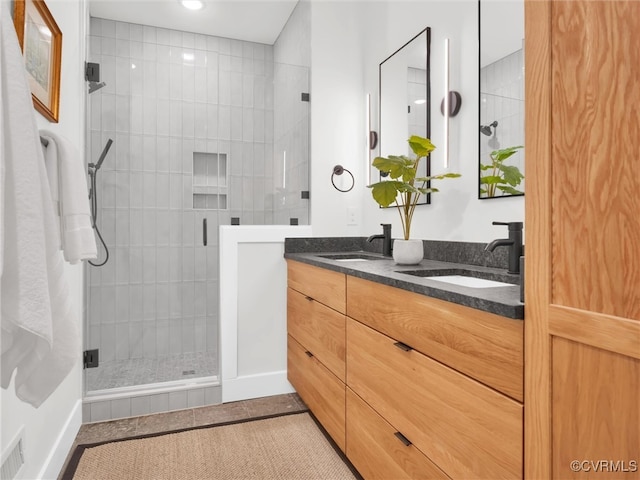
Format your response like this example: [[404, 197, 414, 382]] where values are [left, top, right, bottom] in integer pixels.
[[85, 351, 218, 391], [59, 393, 308, 479]]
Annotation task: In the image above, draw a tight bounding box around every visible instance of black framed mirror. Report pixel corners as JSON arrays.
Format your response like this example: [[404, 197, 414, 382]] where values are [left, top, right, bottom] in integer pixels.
[[379, 27, 431, 206], [479, 0, 525, 199]]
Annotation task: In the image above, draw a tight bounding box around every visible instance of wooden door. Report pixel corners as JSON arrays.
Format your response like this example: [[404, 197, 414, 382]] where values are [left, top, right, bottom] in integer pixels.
[[525, 1, 640, 478]]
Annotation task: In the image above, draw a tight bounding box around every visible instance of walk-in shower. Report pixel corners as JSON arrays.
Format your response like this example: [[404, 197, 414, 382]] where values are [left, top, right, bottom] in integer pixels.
[[83, 6, 310, 422]]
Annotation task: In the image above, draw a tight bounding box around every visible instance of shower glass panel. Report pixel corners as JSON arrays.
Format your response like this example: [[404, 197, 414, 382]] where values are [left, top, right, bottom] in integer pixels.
[[84, 17, 309, 398]]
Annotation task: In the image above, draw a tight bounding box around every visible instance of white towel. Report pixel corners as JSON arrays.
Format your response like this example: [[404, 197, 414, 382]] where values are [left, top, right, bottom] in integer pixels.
[[40, 130, 97, 264], [1, 3, 80, 408]]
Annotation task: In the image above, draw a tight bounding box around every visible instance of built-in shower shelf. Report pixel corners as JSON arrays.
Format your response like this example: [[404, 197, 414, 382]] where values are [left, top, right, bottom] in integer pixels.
[[193, 152, 228, 210]]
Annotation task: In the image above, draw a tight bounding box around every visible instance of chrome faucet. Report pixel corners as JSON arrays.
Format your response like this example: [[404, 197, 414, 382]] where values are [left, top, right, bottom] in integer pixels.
[[367, 223, 392, 257], [485, 221, 523, 274]]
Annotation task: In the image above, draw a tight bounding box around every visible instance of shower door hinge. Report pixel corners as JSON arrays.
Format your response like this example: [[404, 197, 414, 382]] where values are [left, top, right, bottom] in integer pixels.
[[85, 62, 100, 82], [83, 349, 99, 369]]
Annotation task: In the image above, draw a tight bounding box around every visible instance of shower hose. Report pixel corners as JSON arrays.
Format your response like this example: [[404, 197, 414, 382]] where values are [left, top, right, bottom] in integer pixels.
[[88, 169, 109, 267]]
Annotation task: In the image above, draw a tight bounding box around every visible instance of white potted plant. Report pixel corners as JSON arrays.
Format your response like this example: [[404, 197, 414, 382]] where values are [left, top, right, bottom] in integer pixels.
[[368, 135, 461, 264]]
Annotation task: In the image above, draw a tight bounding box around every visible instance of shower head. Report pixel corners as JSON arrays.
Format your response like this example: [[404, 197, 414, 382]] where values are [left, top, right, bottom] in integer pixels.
[[88, 81, 106, 94], [90, 138, 113, 171], [480, 120, 498, 136]]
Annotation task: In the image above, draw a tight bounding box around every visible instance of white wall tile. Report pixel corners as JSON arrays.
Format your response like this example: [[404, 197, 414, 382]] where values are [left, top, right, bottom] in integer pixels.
[[169, 64, 182, 99], [130, 395, 150, 416], [182, 316, 195, 352], [130, 96, 143, 134], [90, 401, 111, 422], [156, 245, 169, 281], [143, 284, 156, 320], [102, 37, 116, 56], [143, 42, 157, 62], [156, 174, 170, 210], [129, 323, 143, 358], [194, 317, 206, 352], [149, 393, 169, 413], [143, 97, 157, 135], [115, 322, 130, 360], [100, 324, 116, 361], [143, 25, 157, 44], [170, 283, 182, 318], [169, 246, 181, 280], [142, 209, 156, 246], [169, 101, 183, 137], [130, 23, 143, 42], [182, 102, 195, 138], [143, 247, 157, 283], [169, 319, 182, 353], [143, 320, 157, 357], [168, 390, 187, 410], [115, 57, 131, 95], [187, 388, 204, 407], [130, 284, 143, 320], [115, 209, 130, 245]]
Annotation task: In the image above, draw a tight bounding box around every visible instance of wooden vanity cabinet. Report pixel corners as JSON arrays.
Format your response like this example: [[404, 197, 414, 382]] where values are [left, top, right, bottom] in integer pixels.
[[286, 260, 346, 451], [286, 260, 524, 478], [347, 317, 522, 480], [347, 275, 523, 402], [346, 388, 450, 480]]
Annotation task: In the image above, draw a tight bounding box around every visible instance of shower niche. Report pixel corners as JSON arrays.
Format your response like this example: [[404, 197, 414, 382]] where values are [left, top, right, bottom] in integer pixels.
[[193, 152, 228, 210]]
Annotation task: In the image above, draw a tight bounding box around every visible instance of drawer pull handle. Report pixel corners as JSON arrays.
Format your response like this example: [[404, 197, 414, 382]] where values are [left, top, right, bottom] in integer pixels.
[[305, 351, 314, 358], [393, 341, 413, 352], [394, 431, 412, 447]]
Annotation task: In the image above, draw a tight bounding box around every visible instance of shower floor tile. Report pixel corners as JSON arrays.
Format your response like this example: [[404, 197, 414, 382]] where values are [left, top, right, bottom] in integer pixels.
[[86, 351, 218, 392]]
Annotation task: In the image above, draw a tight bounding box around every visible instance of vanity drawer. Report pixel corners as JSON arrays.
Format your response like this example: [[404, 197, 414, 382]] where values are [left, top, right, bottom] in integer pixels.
[[287, 335, 345, 451], [288, 288, 346, 381], [287, 260, 346, 313], [346, 388, 450, 480], [346, 275, 523, 401], [346, 318, 523, 479]]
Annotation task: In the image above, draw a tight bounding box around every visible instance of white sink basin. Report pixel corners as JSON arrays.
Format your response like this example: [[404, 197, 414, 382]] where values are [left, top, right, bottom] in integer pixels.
[[427, 275, 513, 288]]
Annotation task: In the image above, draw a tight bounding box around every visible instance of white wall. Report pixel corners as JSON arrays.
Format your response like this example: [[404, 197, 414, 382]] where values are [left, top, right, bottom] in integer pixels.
[[0, 1, 87, 478], [309, 1, 524, 242]]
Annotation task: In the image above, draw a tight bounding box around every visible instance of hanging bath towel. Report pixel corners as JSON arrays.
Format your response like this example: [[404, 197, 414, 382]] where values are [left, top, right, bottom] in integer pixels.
[[0, 2, 80, 407], [40, 130, 97, 263]]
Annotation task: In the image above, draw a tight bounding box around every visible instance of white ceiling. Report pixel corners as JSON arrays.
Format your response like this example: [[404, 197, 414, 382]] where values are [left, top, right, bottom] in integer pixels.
[[89, 0, 299, 45]]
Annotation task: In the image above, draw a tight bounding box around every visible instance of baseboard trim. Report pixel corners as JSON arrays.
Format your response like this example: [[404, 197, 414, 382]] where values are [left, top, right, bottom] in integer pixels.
[[39, 399, 81, 480], [222, 370, 294, 403]]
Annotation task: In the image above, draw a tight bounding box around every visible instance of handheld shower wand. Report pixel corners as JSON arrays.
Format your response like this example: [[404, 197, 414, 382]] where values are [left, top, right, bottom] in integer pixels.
[[88, 139, 113, 267]]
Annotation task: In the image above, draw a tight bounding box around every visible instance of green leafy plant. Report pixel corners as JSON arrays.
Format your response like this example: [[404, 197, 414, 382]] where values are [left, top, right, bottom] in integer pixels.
[[368, 135, 461, 240], [480, 145, 524, 197]]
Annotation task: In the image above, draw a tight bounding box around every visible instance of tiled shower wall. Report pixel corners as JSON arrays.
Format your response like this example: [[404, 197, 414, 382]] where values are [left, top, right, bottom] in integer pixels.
[[479, 48, 525, 192], [86, 15, 309, 389]]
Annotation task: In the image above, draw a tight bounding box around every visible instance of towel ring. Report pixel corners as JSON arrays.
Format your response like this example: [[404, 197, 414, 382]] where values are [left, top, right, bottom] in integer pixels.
[[331, 165, 354, 193]]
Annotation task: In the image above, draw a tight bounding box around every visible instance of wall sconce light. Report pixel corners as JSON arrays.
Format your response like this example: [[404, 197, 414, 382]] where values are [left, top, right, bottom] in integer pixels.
[[441, 91, 462, 117]]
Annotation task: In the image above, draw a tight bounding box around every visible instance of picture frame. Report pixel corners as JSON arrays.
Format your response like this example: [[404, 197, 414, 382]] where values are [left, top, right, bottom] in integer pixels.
[[12, 0, 62, 123]]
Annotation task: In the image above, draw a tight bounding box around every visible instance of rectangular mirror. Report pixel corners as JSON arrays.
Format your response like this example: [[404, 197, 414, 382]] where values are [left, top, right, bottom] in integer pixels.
[[479, 0, 525, 199], [379, 27, 431, 206]]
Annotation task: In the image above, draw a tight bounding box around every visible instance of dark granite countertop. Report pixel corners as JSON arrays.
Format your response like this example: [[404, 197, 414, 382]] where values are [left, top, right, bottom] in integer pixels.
[[284, 237, 524, 320]]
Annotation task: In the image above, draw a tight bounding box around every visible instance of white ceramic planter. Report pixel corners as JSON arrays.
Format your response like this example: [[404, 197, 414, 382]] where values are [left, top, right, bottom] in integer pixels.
[[392, 239, 424, 265]]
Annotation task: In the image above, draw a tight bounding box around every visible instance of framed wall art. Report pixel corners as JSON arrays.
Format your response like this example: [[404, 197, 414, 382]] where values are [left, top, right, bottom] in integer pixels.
[[12, 0, 62, 123]]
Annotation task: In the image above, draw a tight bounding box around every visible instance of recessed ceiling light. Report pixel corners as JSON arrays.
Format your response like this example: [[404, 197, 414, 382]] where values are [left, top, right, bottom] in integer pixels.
[[180, 0, 204, 10]]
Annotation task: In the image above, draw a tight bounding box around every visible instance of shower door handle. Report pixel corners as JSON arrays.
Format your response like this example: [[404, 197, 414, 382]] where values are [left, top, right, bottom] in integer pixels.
[[203, 218, 208, 246]]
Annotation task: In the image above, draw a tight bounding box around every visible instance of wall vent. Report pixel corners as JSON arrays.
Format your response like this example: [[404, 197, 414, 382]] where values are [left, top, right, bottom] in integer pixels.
[[1, 428, 24, 480]]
